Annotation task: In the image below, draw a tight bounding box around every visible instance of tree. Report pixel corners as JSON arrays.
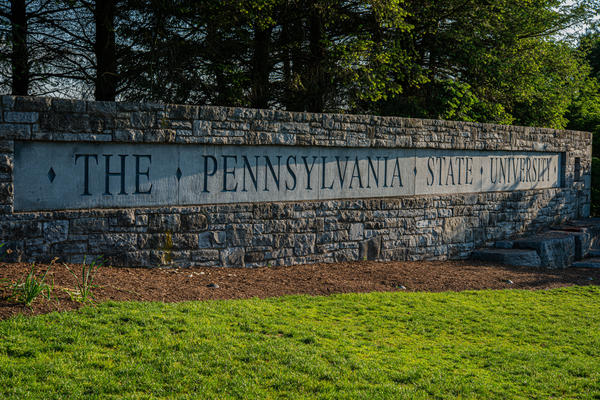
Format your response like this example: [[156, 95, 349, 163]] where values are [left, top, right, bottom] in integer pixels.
[[0, 0, 78, 96], [365, 0, 598, 129], [9, 0, 28, 95], [95, 0, 118, 101], [565, 30, 600, 215]]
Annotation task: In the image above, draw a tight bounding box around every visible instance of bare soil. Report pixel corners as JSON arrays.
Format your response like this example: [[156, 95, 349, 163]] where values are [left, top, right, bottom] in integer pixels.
[[1, 260, 599, 320]]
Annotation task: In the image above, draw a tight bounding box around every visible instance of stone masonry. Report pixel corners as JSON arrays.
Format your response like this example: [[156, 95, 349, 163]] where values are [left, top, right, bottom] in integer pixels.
[[0, 95, 592, 267]]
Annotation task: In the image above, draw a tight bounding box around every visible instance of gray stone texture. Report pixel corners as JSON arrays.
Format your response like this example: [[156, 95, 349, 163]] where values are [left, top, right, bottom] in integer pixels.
[[556, 230, 591, 260], [0, 95, 591, 267], [572, 258, 600, 268], [513, 232, 576, 269], [472, 248, 542, 267]]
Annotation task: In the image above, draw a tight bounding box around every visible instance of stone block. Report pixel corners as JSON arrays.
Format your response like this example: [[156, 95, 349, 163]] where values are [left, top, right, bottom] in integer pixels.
[[9, 96, 50, 112], [571, 258, 600, 268], [192, 249, 220, 262], [115, 210, 136, 227], [114, 129, 143, 142], [148, 214, 180, 233], [51, 241, 87, 254], [443, 217, 467, 243], [0, 140, 13, 153], [0, 154, 13, 174], [131, 111, 156, 129], [334, 248, 359, 262], [0, 182, 12, 204], [349, 223, 364, 241], [87, 101, 117, 115], [181, 213, 208, 232], [0, 221, 41, 241], [226, 224, 253, 246], [89, 233, 139, 254], [44, 220, 69, 243], [198, 231, 226, 248], [359, 236, 382, 260], [2, 123, 30, 138], [40, 112, 90, 132], [70, 218, 109, 234], [472, 248, 541, 267], [513, 232, 576, 268], [244, 251, 265, 263], [51, 98, 86, 113], [4, 111, 38, 123], [294, 233, 315, 256], [193, 120, 212, 136], [220, 247, 245, 267], [495, 240, 514, 249], [145, 233, 198, 250], [550, 230, 590, 260]]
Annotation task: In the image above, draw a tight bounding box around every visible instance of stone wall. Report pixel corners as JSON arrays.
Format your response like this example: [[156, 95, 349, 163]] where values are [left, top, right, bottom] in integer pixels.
[[0, 95, 592, 267]]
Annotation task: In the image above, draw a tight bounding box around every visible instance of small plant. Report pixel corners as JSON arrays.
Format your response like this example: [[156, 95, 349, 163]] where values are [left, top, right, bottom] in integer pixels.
[[10, 263, 53, 307], [64, 256, 104, 303]]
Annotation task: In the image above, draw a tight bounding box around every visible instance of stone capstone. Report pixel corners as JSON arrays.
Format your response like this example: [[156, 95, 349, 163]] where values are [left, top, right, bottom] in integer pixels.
[[571, 258, 600, 268]]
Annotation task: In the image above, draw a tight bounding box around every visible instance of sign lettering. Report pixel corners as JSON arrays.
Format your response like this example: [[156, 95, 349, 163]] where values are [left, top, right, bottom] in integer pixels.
[[13, 142, 562, 211]]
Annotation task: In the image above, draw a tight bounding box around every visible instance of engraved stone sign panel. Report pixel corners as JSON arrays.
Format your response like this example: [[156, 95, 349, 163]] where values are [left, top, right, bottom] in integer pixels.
[[13, 142, 561, 211]]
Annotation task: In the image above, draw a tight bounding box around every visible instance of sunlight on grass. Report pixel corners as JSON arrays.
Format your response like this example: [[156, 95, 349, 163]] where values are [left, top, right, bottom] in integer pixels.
[[1, 287, 599, 399]]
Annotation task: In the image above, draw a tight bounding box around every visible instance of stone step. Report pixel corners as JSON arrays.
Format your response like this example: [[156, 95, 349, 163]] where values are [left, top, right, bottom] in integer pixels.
[[472, 248, 541, 267], [589, 248, 600, 257], [571, 258, 600, 268], [494, 240, 514, 249], [548, 230, 590, 260], [556, 218, 600, 248], [513, 231, 575, 269]]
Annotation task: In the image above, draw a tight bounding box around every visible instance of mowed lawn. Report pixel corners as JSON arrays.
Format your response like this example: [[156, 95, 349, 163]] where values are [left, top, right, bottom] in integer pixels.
[[1, 287, 599, 399]]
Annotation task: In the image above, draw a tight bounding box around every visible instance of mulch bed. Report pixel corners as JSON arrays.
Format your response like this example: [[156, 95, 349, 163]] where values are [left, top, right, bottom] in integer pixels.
[[1, 259, 599, 320]]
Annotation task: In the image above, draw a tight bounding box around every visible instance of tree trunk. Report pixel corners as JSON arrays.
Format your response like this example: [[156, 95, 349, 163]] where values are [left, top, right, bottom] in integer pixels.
[[95, 0, 117, 101], [251, 26, 272, 109], [10, 0, 29, 96], [307, 10, 325, 112]]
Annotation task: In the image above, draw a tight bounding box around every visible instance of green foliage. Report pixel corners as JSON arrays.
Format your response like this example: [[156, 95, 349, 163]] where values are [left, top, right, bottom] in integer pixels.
[[580, 32, 600, 81], [567, 30, 600, 215], [368, 0, 597, 128], [0, 287, 600, 398], [8, 263, 52, 307], [63, 257, 104, 303]]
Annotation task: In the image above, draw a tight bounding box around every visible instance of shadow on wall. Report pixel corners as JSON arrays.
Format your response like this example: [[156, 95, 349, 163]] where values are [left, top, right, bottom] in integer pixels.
[[446, 162, 588, 258], [591, 157, 600, 216]]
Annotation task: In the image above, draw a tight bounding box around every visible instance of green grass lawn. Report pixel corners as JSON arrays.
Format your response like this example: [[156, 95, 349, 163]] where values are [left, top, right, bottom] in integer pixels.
[[1, 287, 599, 399]]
